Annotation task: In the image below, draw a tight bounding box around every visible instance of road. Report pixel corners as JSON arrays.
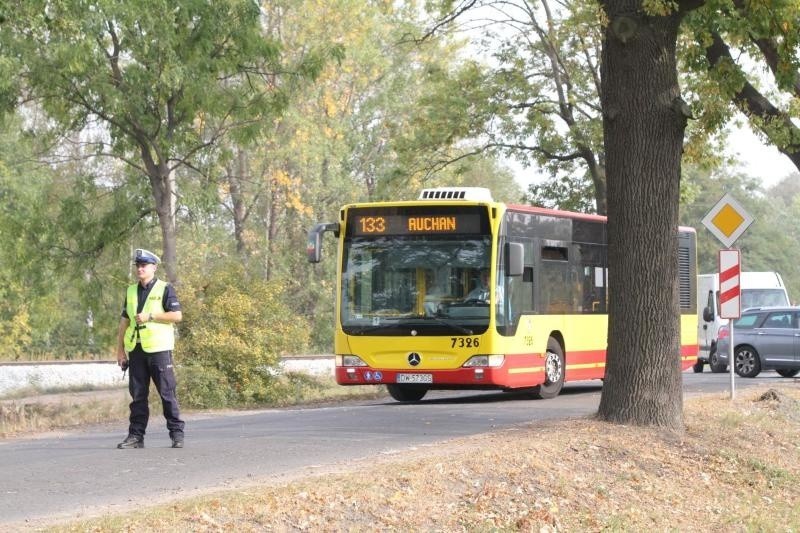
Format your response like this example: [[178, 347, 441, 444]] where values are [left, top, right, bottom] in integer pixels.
[[0, 371, 788, 528]]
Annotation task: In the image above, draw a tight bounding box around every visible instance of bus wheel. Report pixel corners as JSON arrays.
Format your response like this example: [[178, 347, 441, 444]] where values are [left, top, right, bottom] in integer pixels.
[[387, 384, 428, 402], [531, 338, 565, 399]]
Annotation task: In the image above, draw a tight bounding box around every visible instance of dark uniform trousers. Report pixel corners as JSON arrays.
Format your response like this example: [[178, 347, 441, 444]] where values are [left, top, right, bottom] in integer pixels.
[[128, 344, 185, 439]]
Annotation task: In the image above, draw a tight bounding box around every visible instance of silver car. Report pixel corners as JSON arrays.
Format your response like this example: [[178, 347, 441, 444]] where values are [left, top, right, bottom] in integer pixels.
[[716, 306, 800, 378]]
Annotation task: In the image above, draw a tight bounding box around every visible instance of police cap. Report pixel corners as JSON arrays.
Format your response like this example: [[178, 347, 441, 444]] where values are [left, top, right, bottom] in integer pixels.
[[133, 248, 160, 265]]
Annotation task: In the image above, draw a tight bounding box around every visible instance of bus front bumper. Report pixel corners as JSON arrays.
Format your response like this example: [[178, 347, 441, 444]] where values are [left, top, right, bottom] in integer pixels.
[[335, 365, 532, 389]]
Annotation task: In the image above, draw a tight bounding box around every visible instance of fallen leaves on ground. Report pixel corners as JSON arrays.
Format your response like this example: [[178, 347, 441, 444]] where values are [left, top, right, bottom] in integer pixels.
[[51, 385, 800, 532]]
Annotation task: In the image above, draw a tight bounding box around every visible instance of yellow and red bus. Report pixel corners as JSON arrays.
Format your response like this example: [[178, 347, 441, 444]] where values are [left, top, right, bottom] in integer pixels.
[[308, 187, 697, 401]]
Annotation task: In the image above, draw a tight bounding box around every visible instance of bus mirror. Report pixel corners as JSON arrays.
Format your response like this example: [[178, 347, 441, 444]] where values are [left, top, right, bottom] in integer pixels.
[[307, 222, 340, 263], [505, 242, 524, 276], [702, 306, 714, 322]]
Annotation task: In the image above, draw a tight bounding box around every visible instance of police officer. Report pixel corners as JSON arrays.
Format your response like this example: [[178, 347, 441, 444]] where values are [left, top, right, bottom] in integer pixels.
[[116, 248, 185, 449]]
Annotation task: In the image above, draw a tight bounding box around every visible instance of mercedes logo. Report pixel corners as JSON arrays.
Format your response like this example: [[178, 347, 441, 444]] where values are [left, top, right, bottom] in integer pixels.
[[407, 352, 421, 366]]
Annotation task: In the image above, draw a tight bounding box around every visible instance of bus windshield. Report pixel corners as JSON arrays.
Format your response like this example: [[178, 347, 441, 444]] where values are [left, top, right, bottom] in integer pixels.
[[341, 215, 492, 335]]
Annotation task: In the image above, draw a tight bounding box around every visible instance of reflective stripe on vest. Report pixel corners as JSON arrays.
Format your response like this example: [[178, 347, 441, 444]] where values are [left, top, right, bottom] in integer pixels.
[[123, 280, 175, 353]]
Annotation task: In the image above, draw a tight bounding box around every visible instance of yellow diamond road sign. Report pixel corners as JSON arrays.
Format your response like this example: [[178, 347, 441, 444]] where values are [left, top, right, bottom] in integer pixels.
[[701, 193, 753, 247]]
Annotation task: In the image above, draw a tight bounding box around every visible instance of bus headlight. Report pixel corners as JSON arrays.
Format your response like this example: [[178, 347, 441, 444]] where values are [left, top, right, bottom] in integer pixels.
[[462, 354, 504, 368], [336, 354, 368, 367]]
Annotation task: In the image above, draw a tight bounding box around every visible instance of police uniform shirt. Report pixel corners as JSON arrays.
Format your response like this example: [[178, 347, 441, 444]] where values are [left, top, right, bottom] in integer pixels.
[[121, 278, 181, 322]]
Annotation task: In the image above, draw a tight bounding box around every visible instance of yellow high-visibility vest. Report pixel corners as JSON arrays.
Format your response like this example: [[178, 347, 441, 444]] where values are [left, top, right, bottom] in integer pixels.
[[123, 280, 175, 353]]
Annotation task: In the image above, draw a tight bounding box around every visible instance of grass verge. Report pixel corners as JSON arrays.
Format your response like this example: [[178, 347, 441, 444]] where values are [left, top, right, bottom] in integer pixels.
[[0, 389, 130, 437], [43, 385, 800, 532], [0, 374, 383, 438]]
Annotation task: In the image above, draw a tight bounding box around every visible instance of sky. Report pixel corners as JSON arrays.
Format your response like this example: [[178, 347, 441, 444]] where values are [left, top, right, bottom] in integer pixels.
[[725, 125, 798, 188], [510, 124, 799, 192]]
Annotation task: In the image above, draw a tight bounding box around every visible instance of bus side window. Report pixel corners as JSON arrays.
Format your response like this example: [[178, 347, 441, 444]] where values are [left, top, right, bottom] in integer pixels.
[[574, 242, 606, 314], [541, 254, 570, 314]]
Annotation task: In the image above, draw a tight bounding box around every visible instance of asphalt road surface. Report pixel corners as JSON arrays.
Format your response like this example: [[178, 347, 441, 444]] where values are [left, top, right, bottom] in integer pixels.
[[0, 371, 790, 528]]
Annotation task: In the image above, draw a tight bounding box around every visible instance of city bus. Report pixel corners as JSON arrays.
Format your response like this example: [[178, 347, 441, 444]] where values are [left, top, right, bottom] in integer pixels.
[[308, 187, 697, 402]]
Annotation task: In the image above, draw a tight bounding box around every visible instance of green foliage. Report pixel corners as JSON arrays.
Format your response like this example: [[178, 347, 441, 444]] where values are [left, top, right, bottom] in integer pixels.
[[178, 363, 233, 409], [526, 174, 597, 213], [1, 0, 346, 284], [0, 55, 19, 112], [0, 115, 157, 360], [0, 297, 31, 360], [681, 0, 800, 159], [8, 0, 287, 156], [462, 0, 607, 211], [177, 262, 310, 406]]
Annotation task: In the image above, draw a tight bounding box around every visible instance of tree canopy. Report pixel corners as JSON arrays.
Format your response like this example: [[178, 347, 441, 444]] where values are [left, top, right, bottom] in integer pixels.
[[2, 0, 343, 282]]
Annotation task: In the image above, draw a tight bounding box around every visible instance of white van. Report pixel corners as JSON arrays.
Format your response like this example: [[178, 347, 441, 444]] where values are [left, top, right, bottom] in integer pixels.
[[695, 272, 791, 372]]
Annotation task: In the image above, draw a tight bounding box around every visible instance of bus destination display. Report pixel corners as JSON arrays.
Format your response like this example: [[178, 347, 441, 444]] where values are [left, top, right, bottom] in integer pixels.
[[351, 213, 483, 236]]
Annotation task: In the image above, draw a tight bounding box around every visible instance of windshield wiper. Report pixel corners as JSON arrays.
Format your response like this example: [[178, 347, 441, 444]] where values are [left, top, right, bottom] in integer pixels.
[[347, 316, 473, 335], [415, 316, 473, 335], [348, 322, 405, 335]]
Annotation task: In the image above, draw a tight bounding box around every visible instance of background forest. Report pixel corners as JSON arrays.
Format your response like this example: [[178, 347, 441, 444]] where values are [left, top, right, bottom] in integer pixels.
[[1, 1, 799, 404]]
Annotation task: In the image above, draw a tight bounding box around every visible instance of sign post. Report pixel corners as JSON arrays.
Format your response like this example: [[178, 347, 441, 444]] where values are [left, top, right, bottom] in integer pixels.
[[718, 249, 740, 398], [701, 193, 753, 400]]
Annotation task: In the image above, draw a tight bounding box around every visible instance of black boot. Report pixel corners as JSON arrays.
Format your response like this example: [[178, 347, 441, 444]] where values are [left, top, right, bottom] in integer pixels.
[[117, 435, 144, 449]]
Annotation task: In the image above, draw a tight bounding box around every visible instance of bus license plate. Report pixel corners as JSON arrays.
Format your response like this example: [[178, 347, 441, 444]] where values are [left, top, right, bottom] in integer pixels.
[[396, 373, 433, 384]]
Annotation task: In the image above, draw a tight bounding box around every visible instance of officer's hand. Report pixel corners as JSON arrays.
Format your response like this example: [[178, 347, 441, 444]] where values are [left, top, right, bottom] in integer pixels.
[[117, 353, 128, 369], [134, 312, 147, 325]]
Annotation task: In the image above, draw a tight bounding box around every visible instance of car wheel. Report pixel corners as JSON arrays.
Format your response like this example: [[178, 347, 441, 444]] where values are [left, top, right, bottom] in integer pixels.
[[692, 360, 704, 373], [708, 347, 727, 373], [734, 345, 761, 378], [386, 384, 427, 402], [530, 337, 565, 399], [775, 368, 800, 378]]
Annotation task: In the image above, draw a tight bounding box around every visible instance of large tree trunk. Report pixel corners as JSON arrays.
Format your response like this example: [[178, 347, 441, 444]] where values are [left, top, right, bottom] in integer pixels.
[[597, 3, 689, 429]]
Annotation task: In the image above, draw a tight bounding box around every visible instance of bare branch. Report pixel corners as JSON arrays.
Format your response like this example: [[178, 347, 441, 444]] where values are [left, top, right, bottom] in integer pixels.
[[402, 0, 480, 44], [706, 31, 800, 170]]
